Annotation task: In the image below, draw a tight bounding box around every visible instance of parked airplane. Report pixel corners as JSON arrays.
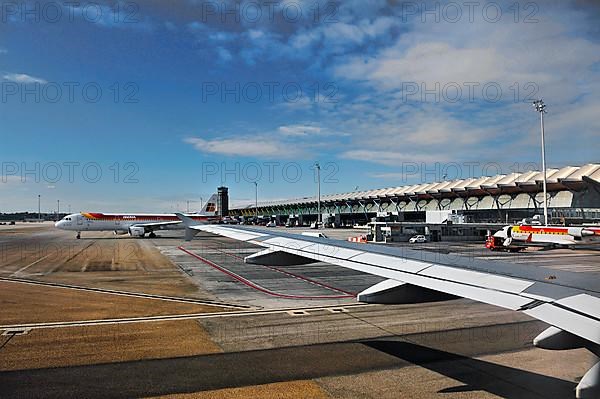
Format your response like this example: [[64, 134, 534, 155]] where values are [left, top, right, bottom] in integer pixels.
[[175, 214, 600, 398], [55, 194, 219, 239], [487, 225, 600, 250]]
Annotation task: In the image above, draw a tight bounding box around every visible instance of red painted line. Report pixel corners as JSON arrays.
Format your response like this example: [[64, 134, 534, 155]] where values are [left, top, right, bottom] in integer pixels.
[[204, 243, 356, 297], [178, 247, 354, 300]]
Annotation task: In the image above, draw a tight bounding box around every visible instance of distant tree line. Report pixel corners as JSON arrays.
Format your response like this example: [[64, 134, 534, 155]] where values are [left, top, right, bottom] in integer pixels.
[[0, 212, 66, 221]]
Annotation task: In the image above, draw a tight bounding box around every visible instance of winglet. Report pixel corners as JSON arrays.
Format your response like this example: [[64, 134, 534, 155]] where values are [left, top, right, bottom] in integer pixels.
[[175, 212, 197, 227], [175, 213, 200, 241]]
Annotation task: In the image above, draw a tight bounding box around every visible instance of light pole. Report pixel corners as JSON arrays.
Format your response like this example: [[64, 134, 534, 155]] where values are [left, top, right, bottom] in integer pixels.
[[38, 195, 41, 222], [186, 200, 190, 213], [254, 182, 258, 221], [533, 99, 549, 226], [57, 200, 60, 221], [315, 162, 321, 226], [199, 197, 203, 212]]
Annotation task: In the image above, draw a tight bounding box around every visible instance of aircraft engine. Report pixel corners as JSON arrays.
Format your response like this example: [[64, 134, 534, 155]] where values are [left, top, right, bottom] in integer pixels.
[[568, 227, 594, 238], [128, 226, 146, 237]]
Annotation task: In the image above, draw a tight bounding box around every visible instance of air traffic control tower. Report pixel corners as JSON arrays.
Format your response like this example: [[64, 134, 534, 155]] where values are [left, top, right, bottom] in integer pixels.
[[217, 186, 229, 216]]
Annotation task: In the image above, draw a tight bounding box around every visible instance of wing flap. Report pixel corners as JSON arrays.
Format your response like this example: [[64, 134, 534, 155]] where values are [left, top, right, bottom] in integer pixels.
[[300, 243, 364, 260], [351, 252, 431, 274], [556, 294, 600, 320], [262, 237, 316, 251], [525, 303, 600, 345], [329, 258, 533, 310], [418, 265, 535, 294]]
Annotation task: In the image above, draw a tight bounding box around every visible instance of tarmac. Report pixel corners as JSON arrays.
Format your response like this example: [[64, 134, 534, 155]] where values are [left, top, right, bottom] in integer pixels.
[[0, 223, 598, 398]]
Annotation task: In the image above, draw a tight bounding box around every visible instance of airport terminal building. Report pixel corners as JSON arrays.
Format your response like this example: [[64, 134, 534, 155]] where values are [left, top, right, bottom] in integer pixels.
[[230, 164, 600, 230]]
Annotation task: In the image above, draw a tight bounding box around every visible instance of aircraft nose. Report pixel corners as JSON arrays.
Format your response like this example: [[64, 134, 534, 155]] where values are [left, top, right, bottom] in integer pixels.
[[55, 221, 63, 229]]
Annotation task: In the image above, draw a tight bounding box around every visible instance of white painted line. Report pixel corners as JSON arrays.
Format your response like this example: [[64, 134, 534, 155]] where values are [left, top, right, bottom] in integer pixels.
[[0, 304, 375, 331], [287, 310, 311, 316], [10, 254, 52, 277], [2, 328, 31, 336], [326, 308, 348, 314], [0, 278, 249, 309]]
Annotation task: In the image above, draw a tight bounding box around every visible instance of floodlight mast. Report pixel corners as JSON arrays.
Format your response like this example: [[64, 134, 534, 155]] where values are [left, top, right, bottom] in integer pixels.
[[533, 99, 548, 226], [254, 182, 258, 221], [315, 162, 321, 227]]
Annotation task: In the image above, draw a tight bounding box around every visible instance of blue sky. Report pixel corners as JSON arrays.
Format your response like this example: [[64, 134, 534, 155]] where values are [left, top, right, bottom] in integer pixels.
[[1, 0, 599, 212]]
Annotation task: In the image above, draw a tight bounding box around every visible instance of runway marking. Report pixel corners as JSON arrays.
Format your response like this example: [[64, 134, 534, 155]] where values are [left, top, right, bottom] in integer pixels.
[[0, 277, 250, 309], [178, 246, 355, 300], [287, 310, 310, 316], [2, 328, 30, 336], [10, 254, 52, 277], [0, 303, 375, 331], [202, 242, 357, 296]]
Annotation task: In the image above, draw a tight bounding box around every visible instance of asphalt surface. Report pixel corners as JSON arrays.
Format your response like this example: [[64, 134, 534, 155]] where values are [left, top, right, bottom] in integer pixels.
[[0, 224, 597, 398]]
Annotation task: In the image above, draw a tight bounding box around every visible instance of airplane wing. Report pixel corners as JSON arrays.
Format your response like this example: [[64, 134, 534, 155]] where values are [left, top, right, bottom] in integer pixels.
[[132, 221, 181, 230], [175, 216, 600, 398]]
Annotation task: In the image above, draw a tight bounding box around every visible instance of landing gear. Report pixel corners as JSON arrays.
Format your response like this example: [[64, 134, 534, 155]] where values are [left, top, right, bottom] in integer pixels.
[[148, 232, 156, 238], [76, 232, 81, 239]]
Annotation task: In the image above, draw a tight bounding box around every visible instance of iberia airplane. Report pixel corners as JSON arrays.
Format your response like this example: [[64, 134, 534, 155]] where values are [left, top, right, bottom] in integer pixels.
[[487, 224, 600, 250], [55, 194, 220, 239]]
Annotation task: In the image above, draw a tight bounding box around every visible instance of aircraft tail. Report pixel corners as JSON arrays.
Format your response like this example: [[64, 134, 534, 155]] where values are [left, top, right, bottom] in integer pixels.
[[201, 194, 218, 215]]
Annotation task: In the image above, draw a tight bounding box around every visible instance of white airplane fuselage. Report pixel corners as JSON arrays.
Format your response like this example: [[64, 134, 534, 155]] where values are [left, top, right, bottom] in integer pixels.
[[491, 224, 600, 248], [55, 212, 218, 237]]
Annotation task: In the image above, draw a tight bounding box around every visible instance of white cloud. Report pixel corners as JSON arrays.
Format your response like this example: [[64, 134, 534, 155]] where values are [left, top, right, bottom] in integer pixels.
[[278, 125, 322, 136], [341, 149, 450, 166], [216, 47, 233, 62], [277, 124, 350, 136], [0, 48, 7, 54], [288, 16, 399, 57], [3, 73, 47, 84], [334, 12, 600, 105], [247, 29, 265, 41], [367, 172, 413, 180], [184, 123, 346, 158], [0, 175, 21, 188], [325, 3, 600, 167], [209, 31, 237, 42], [187, 21, 205, 31], [185, 136, 293, 157]]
